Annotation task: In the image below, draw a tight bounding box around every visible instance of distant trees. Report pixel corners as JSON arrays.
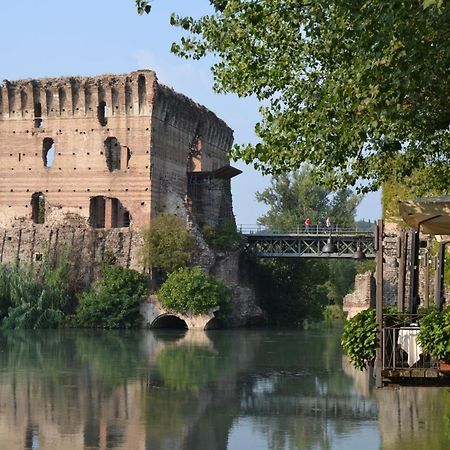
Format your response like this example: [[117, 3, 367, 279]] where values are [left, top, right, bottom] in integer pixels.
[[253, 166, 362, 326], [256, 165, 360, 230]]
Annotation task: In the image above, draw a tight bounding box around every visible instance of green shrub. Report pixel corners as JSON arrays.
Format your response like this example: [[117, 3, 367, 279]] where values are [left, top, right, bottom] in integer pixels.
[[1, 251, 74, 329], [75, 265, 148, 328], [158, 266, 231, 315], [202, 219, 242, 251], [142, 214, 195, 275], [341, 308, 377, 371], [0, 266, 13, 320], [418, 307, 450, 361]]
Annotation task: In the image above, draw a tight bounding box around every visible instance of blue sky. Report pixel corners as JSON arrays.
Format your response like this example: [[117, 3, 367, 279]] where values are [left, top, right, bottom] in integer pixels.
[[0, 0, 381, 224]]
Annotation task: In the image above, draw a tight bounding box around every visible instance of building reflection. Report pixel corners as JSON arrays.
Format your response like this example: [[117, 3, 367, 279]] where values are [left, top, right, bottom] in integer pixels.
[[377, 386, 450, 450], [2, 329, 447, 450]]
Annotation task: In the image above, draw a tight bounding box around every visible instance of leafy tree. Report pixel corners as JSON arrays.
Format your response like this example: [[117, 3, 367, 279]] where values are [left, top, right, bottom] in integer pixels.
[[142, 214, 195, 275], [75, 265, 148, 328], [158, 266, 231, 315], [255, 258, 329, 326], [138, 0, 449, 192], [256, 165, 360, 230], [253, 166, 361, 325]]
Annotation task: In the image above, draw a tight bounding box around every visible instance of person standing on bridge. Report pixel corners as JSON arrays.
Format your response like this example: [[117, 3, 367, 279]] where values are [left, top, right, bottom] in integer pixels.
[[304, 217, 311, 233], [326, 216, 332, 230]]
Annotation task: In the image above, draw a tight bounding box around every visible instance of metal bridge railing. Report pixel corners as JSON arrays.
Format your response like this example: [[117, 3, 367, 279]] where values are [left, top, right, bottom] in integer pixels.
[[238, 224, 374, 235]]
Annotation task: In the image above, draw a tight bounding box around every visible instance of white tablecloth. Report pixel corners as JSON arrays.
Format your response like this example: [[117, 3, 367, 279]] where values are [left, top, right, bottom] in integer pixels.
[[398, 328, 422, 367]]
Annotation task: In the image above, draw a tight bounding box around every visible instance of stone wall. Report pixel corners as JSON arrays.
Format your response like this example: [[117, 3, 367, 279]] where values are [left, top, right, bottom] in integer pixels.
[[0, 71, 236, 266], [0, 71, 262, 326], [343, 271, 375, 319]]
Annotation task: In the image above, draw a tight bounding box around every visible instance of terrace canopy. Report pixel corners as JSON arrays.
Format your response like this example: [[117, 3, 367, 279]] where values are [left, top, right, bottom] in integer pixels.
[[399, 196, 450, 236]]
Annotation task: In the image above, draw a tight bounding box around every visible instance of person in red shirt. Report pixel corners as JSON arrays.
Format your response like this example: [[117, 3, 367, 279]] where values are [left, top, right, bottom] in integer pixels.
[[304, 217, 311, 233]]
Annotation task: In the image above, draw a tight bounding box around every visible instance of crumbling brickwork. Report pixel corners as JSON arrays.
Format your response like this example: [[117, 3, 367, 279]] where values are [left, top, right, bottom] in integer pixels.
[[0, 70, 239, 271]]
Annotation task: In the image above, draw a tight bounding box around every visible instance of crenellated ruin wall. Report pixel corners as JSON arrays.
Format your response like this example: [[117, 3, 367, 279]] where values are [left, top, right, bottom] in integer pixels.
[[0, 70, 237, 272]]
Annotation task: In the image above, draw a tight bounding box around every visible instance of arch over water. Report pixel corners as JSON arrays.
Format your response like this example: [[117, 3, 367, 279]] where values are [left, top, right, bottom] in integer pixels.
[[151, 314, 188, 330]]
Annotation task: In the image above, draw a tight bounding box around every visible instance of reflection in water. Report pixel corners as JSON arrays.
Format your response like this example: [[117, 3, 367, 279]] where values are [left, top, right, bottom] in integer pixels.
[[0, 329, 448, 449]]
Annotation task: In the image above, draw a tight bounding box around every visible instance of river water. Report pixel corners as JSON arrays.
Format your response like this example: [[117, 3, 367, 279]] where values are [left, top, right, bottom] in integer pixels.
[[0, 329, 449, 450]]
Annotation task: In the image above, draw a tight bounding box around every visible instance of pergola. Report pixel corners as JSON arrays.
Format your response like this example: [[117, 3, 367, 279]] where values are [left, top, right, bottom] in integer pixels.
[[374, 197, 450, 386]]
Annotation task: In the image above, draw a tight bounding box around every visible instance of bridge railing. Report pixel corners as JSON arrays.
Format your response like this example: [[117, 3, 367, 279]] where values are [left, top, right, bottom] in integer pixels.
[[238, 224, 374, 235]]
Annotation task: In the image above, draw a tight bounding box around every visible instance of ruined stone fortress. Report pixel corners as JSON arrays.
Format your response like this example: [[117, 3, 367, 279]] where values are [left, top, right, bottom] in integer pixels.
[[0, 70, 240, 273]]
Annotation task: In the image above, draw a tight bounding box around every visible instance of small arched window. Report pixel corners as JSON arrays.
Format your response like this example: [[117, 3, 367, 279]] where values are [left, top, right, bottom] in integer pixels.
[[31, 192, 45, 224], [34, 102, 43, 128], [42, 138, 54, 167], [97, 101, 107, 126], [104, 137, 121, 172]]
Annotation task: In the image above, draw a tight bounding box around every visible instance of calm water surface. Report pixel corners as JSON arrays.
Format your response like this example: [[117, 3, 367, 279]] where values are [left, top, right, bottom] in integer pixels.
[[0, 329, 449, 450]]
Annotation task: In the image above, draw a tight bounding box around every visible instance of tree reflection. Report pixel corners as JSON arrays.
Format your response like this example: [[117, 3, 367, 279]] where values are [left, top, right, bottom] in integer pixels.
[[0, 329, 448, 450]]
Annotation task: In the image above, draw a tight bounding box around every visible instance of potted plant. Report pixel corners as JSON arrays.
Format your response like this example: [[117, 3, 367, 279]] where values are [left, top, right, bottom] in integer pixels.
[[417, 307, 450, 373]]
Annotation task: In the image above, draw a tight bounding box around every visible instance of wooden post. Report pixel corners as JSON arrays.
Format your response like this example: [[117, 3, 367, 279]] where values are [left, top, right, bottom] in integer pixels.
[[409, 229, 420, 314], [436, 242, 446, 310], [397, 231, 406, 313], [423, 250, 429, 308], [375, 219, 384, 388], [434, 255, 440, 308]]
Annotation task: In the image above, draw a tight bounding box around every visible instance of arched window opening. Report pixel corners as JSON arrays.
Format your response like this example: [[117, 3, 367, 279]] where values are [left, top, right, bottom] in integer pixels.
[[138, 75, 146, 113], [58, 87, 66, 112], [45, 89, 53, 113], [20, 90, 27, 113], [34, 102, 43, 128], [125, 81, 132, 111], [90, 196, 130, 229], [89, 196, 106, 229], [188, 134, 203, 172], [111, 87, 119, 112], [151, 315, 188, 330], [104, 137, 121, 172], [97, 100, 107, 126], [42, 138, 55, 167], [31, 192, 45, 224]]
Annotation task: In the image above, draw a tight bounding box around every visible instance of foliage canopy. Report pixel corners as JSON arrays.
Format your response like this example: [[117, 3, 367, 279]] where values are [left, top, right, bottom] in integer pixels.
[[1, 250, 75, 329], [139, 0, 450, 192], [142, 214, 195, 275], [256, 165, 360, 230], [158, 266, 231, 315], [252, 165, 361, 325], [75, 265, 148, 329], [418, 307, 450, 361], [341, 308, 377, 371]]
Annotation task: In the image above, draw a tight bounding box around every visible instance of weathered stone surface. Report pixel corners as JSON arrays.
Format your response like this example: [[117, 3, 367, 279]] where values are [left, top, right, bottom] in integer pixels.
[[140, 295, 218, 330], [0, 71, 262, 327], [0, 71, 233, 230], [343, 271, 375, 319], [211, 251, 266, 327]]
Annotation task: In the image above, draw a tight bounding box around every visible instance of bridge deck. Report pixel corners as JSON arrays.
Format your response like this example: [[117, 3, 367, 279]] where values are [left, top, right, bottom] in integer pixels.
[[241, 227, 375, 259]]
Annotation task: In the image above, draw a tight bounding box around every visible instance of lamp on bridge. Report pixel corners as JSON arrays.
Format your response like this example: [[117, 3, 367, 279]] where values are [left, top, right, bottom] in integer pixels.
[[322, 237, 337, 254], [353, 242, 366, 260]]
